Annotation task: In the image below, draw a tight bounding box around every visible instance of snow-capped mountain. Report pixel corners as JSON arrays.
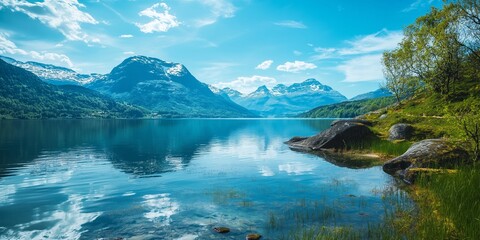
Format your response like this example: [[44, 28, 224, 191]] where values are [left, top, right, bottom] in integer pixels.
[[88, 56, 255, 118], [0, 58, 145, 119], [0, 55, 103, 85], [215, 78, 347, 117], [248, 85, 271, 98], [350, 88, 392, 101]]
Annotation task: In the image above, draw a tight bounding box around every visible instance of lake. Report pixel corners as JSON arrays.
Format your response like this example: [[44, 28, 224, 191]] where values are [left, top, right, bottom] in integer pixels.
[[0, 119, 400, 239]]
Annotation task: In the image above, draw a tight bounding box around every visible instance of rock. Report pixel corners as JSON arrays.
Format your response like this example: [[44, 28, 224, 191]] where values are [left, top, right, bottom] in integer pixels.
[[379, 114, 387, 120], [330, 119, 372, 127], [213, 227, 230, 233], [383, 139, 469, 183], [246, 233, 261, 240], [287, 120, 376, 151], [388, 123, 413, 141], [288, 136, 307, 143]]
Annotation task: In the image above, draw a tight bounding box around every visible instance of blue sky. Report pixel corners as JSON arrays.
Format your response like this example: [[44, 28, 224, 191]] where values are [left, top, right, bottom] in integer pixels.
[[0, 0, 441, 98]]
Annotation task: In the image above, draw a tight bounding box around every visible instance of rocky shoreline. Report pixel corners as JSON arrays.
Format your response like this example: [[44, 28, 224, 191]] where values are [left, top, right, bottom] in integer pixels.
[[286, 119, 470, 183]]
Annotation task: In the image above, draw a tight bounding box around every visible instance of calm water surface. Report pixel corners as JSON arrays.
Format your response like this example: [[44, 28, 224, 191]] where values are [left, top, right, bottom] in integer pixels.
[[0, 119, 398, 239]]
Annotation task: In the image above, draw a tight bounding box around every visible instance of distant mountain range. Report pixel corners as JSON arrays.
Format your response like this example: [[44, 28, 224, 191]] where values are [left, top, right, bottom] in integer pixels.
[[0, 55, 255, 118], [350, 88, 392, 101], [1, 54, 392, 119], [0, 56, 103, 86], [0, 59, 145, 119], [210, 79, 347, 117]]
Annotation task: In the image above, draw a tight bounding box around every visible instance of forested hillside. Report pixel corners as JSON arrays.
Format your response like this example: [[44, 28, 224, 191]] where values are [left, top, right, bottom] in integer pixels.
[[0, 59, 146, 119], [299, 97, 396, 118]]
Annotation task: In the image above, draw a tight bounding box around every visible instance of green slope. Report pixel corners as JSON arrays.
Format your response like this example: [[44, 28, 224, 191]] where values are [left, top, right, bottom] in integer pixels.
[[298, 96, 396, 118], [0, 59, 146, 119]]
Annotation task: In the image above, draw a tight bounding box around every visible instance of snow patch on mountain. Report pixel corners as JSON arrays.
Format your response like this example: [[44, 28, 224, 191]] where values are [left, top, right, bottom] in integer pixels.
[[0, 55, 103, 85]]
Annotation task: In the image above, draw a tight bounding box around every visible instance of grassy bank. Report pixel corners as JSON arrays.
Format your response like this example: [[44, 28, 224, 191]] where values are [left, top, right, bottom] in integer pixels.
[[283, 166, 480, 239], [409, 166, 480, 239]]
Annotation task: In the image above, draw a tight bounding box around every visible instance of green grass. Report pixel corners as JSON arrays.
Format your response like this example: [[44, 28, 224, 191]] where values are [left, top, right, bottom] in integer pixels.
[[364, 93, 467, 141], [283, 167, 480, 240], [348, 138, 412, 157], [411, 166, 480, 239]]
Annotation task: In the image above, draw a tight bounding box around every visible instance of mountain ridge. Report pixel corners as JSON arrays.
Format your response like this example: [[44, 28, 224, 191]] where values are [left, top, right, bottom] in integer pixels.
[[0, 59, 145, 119], [88, 56, 256, 118], [350, 88, 392, 101], [0, 55, 103, 86], [214, 78, 347, 117]]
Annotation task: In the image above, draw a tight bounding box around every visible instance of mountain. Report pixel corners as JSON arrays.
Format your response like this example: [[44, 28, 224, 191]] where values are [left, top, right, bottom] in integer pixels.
[[215, 79, 347, 117], [207, 85, 242, 103], [350, 88, 392, 101], [0, 59, 145, 119], [299, 96, 396, 118], [0, 55, 103, 85], [87, 56, 255, 118]]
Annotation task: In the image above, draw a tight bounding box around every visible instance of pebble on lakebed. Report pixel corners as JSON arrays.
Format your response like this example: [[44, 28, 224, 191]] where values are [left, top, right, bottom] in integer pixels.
[[213, 227, 230, 233], [246, 233, 262, 240]]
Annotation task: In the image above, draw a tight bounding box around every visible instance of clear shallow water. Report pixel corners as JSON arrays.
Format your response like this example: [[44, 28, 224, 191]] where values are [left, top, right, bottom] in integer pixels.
[[0, 119, 397, 239]]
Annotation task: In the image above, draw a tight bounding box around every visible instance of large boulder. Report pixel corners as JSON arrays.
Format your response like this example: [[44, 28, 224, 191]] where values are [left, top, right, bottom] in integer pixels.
[[388, 123, 413, 141], [287, 120, 376, 151], [383, 139, 469, 183], [330, 119, 373, 127]]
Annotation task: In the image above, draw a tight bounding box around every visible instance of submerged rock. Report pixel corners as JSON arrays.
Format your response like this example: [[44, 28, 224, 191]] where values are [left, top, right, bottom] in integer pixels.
[[287, 120, 376, 151], [246, 233, 262, 240], [213, 227, 230, 233], [383, 139, 469, 183], [388, 123, 413, 141]]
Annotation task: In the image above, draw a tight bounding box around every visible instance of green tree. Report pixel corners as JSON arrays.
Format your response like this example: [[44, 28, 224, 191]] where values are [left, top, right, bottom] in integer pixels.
[[382, 50, 417, 104], [449, 97, 480, 161], [450, 0, 480, 61], [402, 4, 464, 96]]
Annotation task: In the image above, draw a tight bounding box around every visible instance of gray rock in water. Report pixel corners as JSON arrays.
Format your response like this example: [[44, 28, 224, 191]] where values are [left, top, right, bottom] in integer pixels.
[[383, 139, 469, 183], [388, 123, 413, 141], [287, 120, 376, 150]]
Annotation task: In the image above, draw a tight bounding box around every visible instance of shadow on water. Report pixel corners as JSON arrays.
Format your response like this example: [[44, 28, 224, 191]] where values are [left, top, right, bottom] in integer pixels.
[[0, 119, 332, 178], [289, 148, 383, 169], [0, 119, 251, 177]]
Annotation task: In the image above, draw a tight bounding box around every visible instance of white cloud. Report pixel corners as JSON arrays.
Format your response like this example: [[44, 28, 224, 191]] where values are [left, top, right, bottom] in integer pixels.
[[213, 75, 277, 94], [120, 34, 133, 38], [276, 61, 317, 73], [190, 0, 236, 27], [136, 2, 180, 33], [293, 50, 302, 56], [403, 0, 434, 12], [311, 29, 403, 60], [202, 0, 236, 18], [338, 29, 403, 55], [307, 29, 403, 83], [274, 20, 307, 29], [312, 47, 337, 60], [0, 34, 74, 67], [0, 0, 99, 43], [255, 60, 273, 70], [337, 54, 384, 82], [123, 51, 135, 55]]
